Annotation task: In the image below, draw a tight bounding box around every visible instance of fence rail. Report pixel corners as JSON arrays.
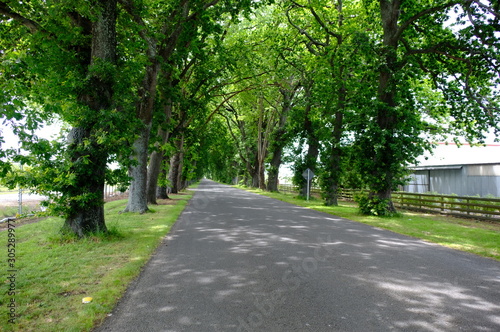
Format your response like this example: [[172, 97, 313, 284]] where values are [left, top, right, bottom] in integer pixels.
[[103, 184, 127, 200], [392, 192, 500, 221], [278, 185, 500, 222]]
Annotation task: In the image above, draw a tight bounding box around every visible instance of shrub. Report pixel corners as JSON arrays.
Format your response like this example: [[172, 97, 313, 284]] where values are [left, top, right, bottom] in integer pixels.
[[354, 191, 394, 216]]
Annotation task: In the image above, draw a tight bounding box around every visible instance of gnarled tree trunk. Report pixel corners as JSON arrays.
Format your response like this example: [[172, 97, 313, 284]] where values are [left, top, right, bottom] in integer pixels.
[[62, 0, 117, 236], [63, 128, 108, 237], [372, 0, 402, 213]]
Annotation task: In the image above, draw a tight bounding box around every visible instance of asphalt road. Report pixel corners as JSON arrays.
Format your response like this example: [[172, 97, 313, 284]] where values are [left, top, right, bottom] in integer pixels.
[[96, 180, 500, 332]]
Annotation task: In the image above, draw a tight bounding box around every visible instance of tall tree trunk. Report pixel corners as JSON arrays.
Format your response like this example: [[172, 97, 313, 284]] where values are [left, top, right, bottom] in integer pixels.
[[146, 103, 172, 204], [169, 135, 184, 194], [62, 0, 117, 236], [248, 155, 259, 188], [322, 2, 346, 206], [324, 78, 346, 206], [266, 148, 282, 192], [121, 0, 188, 212], [123, 50, 160, 212], [124, 123, 152, 213], [147, 148, 163, 205], [373, 0, 401, 213], [156, 154, 170, 199], [251, 172, 260, 188], [169, 153, 180, 194], [323, 111, 343, 206], [266, 86, 294, 192], [257, 96, 270, 190], [63, 128, 108, 237]]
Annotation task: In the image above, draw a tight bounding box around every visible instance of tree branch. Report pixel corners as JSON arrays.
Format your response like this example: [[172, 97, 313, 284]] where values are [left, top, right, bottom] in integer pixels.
[[203, 70, 271, 97], [307, 0, 341, 42], [286, 6, 328, 48], [396, 1, 461, 41], [187, 0, 221, 21], [0, 1, 42, 33], [221, 108, 249, 165]]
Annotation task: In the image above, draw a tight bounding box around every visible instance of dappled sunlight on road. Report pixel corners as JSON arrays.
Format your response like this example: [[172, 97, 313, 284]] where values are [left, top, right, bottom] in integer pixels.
[[97, 180, 500, 332], [352, 274, 500, 331]]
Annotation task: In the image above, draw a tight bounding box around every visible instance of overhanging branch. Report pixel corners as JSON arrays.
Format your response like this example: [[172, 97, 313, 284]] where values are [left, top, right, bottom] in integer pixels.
[[0, 1, 42, 33]]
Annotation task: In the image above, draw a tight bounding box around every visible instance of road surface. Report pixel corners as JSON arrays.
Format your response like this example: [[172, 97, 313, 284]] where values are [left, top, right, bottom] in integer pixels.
[[96, 180, 500, 332]]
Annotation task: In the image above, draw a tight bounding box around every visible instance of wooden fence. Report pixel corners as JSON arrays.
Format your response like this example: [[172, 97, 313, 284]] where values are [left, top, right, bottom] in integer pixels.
[[392, 192, 500, 222], [104, 184, 127, 200], [278, 185, 500, 222]]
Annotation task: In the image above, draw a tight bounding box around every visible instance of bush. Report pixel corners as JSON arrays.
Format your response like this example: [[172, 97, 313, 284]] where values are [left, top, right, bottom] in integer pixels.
[[354, 191, 394, 216]]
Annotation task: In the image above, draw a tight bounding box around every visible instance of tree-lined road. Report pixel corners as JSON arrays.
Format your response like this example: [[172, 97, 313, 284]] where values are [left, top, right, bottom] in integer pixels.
[[97, 180, 500, 332]]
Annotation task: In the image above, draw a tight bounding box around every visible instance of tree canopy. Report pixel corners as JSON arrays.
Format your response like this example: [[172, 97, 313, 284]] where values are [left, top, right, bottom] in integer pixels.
[[1, 0, 499, 235]]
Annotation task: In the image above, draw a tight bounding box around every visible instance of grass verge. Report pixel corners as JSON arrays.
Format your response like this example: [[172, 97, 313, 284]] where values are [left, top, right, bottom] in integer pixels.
[[0, 191, 193, 332], [236, 186, 500, 261], [0, 204, 42, 219]]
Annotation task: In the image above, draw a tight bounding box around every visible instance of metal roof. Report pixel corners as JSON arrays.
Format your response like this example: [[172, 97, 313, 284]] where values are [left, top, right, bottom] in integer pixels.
[[415, 143, 500, 167]]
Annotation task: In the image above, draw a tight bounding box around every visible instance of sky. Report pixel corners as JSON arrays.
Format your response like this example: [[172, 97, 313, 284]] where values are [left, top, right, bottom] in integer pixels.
[[417, 141, 500, 166], [1, 119, 499, 168], [0, 120, 63, 151]]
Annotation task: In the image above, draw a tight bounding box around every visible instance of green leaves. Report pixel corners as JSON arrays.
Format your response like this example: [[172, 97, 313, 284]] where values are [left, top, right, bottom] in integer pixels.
[[2, 0, 499, 221]]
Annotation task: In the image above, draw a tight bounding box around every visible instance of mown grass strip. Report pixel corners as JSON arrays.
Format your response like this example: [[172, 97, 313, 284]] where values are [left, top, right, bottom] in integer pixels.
[[1, 191, 193, 332], [236, 186, 500, 261]]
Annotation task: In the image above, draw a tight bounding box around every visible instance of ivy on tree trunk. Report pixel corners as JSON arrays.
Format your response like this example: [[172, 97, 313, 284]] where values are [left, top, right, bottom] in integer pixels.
[[62, 0, 118, 236]]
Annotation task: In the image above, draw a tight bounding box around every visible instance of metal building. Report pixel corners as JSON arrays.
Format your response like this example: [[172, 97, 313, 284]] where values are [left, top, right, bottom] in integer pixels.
[[403, 143, 500, 198], [404, 163, 500, 197]]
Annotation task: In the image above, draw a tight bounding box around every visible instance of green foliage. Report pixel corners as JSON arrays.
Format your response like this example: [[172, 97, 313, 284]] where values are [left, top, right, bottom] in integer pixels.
[[105, 168, 130, 192], [2, 0, 499, 223], [203, 116, 239, 184], [354, 191, 397, 217]]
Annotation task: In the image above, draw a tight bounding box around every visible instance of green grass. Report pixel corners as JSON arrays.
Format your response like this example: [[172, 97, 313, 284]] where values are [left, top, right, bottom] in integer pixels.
[[236, 186, 500, 261], [0, 192, 193, 332], [0, 204, 42, 218]]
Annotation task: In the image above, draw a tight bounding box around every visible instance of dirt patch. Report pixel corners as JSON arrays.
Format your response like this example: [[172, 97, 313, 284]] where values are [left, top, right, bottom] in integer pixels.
[[104, 192, 129, 203], [155, 198, 180, 205], [0, 216, 46, 230]]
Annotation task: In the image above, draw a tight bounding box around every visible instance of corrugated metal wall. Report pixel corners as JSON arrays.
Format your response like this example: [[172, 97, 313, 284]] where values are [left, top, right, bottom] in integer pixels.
[[404, 164, 500, 197]]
